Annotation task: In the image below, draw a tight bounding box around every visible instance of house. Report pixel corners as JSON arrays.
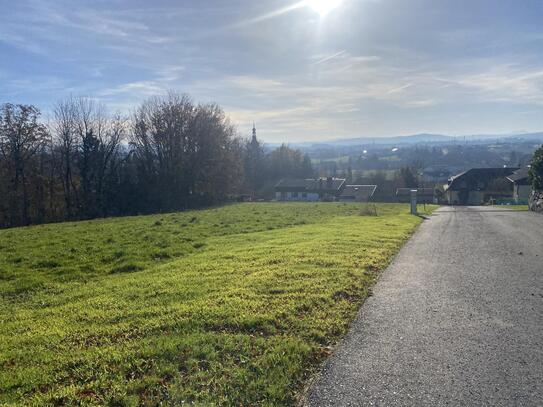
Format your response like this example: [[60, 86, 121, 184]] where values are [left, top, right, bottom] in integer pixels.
[[444, 167, 518, 205], [275, 177, 346, 201], [507, 167, 532, 203], [338, 185, 377, 202], [396, 188, 436, 204]]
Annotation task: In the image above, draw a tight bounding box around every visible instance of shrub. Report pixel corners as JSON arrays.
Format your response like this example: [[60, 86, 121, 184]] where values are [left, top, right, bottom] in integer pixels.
[[34, 260, 60, 269], [110, 263, 144, 274], [530, 145, 543, 190], [359, 203, 378, 216]]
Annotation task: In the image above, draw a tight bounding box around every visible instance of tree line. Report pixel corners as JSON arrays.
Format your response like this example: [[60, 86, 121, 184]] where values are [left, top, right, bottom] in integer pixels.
[[0, 92, 313, 228]]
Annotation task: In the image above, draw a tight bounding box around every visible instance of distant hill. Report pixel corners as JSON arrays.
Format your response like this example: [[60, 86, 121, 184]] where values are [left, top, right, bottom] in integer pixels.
[[281, 132, 543, 149], [327, 133, 455, 146], [497, 132, 543, 142]]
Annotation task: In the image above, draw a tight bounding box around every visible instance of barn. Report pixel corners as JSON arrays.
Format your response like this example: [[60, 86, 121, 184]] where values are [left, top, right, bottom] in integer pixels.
[[444, 168, 518, 205]]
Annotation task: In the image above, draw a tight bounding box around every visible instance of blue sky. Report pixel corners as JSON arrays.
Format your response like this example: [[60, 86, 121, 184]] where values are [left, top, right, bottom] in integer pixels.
[[1, 0, 542, 142]]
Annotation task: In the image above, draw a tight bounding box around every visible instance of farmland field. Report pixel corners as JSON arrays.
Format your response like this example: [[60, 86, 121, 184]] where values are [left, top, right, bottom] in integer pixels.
[[0, 203, 435, 406]]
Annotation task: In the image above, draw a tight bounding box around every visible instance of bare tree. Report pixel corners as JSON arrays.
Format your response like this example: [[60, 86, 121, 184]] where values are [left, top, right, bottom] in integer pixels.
[[130, 92, 242, 211], [53, 97, 125, 218], [52, 97, 78, 217], [95, 113, 125, 216]]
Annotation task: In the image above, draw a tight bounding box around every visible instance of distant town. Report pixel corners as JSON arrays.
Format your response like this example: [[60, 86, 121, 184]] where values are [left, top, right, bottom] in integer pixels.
[[261, 131, 543, 206]]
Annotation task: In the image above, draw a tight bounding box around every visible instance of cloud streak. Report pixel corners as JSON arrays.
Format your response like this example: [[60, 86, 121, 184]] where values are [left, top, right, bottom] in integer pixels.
[[1, 0, 543, 141]]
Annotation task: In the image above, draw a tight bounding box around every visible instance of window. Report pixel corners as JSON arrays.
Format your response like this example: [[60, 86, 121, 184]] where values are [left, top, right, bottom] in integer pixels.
[[292, 192, 299, 198]]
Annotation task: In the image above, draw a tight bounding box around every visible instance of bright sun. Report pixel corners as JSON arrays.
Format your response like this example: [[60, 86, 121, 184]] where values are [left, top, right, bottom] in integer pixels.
[[304, 0, 343, 16]]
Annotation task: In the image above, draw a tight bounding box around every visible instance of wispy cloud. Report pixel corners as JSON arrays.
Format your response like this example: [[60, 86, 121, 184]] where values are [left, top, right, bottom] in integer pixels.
[[227, 1, 306, 29], [0, 30, 47, 55], [450, 65, 543, 104], [98, 81, 167, 98], [312, 50, 348, 65], [1, 0, 543, 140]]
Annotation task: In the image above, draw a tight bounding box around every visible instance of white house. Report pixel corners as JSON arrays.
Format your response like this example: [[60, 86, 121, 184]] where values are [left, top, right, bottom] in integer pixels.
[[275, 178, 346, 201]]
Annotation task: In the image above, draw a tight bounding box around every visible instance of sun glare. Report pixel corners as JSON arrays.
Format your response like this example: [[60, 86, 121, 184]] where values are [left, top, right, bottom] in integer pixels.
[[304, 0, 343, 16]]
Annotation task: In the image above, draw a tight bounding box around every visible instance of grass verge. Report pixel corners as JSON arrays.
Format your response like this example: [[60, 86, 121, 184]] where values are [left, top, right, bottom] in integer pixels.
[[491, 204, 530, 211]]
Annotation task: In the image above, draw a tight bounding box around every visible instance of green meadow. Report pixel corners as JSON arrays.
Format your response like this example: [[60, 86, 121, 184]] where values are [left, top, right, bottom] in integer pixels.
[[0, 203, 435, 406]]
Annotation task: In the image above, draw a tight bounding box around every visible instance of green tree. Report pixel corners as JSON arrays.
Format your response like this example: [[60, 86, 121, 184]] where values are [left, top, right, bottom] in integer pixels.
[[529, 145, 543, 190], [0, 104, 49, 226], [268, 144, 313, 180], [398, 166, 418, 188]]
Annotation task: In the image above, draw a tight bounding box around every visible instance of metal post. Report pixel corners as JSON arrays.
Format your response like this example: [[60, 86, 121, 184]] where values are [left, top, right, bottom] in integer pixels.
[[410, 189, 418, 215]]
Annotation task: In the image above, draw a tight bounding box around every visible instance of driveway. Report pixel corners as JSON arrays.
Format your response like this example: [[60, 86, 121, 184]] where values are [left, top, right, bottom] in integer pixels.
[[306, 206, 543, 406]]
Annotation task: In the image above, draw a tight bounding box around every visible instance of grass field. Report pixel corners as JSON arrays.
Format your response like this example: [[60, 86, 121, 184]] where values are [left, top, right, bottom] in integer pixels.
[[0, 203, 436, 406]]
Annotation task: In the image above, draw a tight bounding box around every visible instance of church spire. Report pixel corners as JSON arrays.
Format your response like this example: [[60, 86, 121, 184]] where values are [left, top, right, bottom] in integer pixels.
[[251, 122, 257, 143]]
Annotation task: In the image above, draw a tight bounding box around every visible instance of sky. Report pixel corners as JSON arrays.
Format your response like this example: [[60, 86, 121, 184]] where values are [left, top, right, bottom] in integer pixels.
[[1, 0, 542, 142]]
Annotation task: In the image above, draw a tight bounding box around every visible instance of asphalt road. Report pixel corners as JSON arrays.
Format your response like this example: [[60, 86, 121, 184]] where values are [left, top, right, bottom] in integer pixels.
[[306, 206, 543, 406]]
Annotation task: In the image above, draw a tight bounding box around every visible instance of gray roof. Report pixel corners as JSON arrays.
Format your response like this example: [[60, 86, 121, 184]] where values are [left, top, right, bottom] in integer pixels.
[[339, 185, 377, 200], [507, 167, 530, 184]]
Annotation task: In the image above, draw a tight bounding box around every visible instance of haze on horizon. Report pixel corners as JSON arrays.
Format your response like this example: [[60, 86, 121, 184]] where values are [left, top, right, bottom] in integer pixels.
[[1, 0, 542, 142]]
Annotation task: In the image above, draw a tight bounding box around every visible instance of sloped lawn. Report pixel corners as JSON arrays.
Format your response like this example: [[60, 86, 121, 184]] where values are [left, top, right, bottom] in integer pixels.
[[0, 203, 436, 405]]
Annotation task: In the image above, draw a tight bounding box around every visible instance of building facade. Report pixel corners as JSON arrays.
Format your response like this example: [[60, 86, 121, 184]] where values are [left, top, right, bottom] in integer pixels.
[[338, 185, 377, 202], [507, 167, 532, 203], [444, 168, 518, 205], [275, 178, 346, 201]]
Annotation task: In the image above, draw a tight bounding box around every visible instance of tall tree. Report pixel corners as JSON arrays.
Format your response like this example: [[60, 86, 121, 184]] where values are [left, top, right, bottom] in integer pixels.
[[53, 97, 125, 219], [131, 92, 241, 212], [398, 166, 418, 188], [268, 144, 313, 180], [0, 104, 49, 226], [75, 99, 124, 218], [52, 97, 78, 218]]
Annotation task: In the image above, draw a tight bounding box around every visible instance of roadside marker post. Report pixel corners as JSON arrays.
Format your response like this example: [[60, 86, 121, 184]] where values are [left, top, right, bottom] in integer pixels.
[[410, 189, 418, 215]]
